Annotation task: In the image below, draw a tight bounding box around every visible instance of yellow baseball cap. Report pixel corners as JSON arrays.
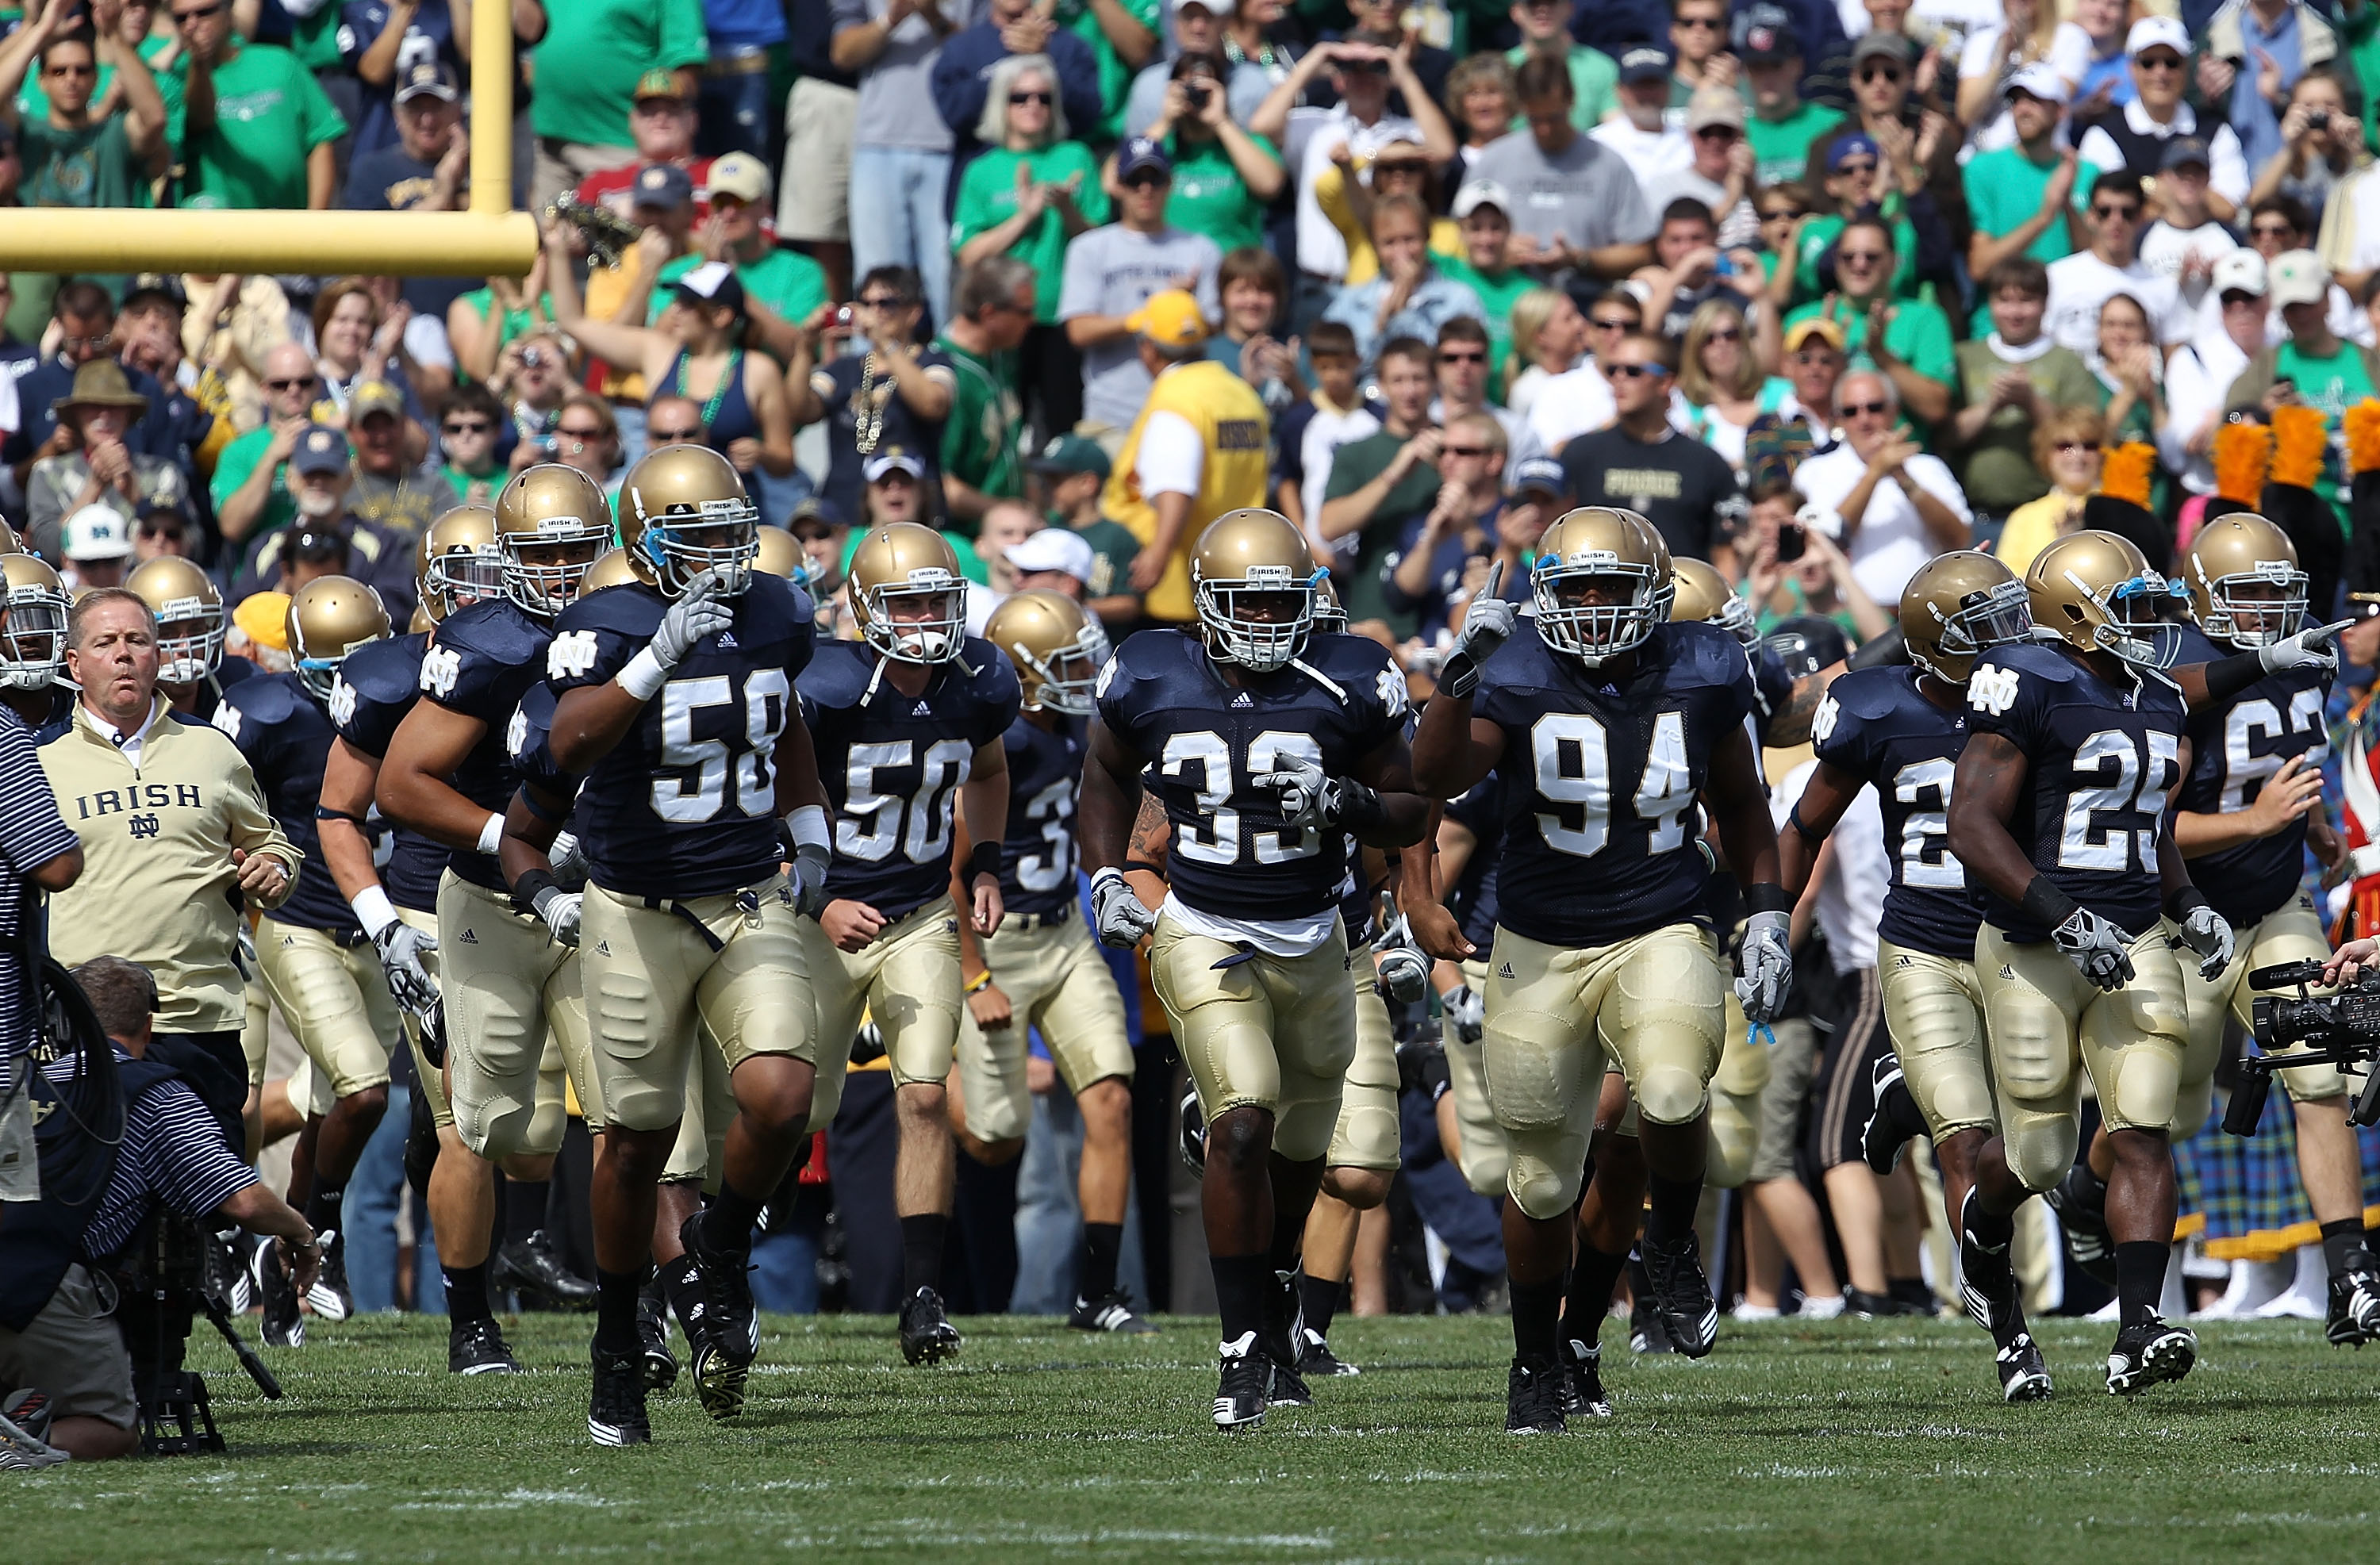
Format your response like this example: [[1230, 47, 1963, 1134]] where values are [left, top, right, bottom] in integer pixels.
[[233, 590, 291, 652], [1781, 315, 1846, 352], [1126, 290, 1208, 348]]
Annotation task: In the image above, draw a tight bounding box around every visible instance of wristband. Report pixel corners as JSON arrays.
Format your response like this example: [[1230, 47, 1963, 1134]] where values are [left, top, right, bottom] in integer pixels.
[[2202, 650, 2264, 707], [1439, 650, 1483, 700], [1742, 881, 1794, 917], [475, 813, 505, 857], [1786, 803, 1825, 846], [784, 803, 830, 851], [1332, 778, 1387, 832], [315, 804, 368, 827], [512, 867, 560, 917], [2164, 885, 2210, 924], [618, 646, 670, 702], [967, 840, 1004, 884], [349, 884, 397, 940], [2019, 874, 2082, 931], [964, 970, 993, 995]]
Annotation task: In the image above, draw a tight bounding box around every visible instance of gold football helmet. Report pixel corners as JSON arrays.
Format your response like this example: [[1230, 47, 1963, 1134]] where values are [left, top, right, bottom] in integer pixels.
[[408, 600, 434, 634], [1533, 507, 1672, 664], [0, 519, 22, 554], [2026, 529, 2184, 671], [1900, 550, 2033, 685], [1192, 508, 1319, 673], [416, 504, 502, 623], [127, 555, 224, 684], [754, 526, 802, 581], [2182, 512, 2309, 650], [0, 553, 68, 691], [985, 589, 1109, 715], [287, 575, 393, 701], [848, 523, 967, 664], [616, 444, 761, 596], [493, 464, 614, 617], [579, 546, 643, 595], [1668, 556, 1756, 646]]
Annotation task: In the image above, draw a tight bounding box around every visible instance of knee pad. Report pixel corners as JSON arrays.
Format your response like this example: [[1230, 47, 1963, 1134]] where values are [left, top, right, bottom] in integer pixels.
[[2001, 1103, 2079, 1193], [1506, 1124, 1586, 1221], [1704, 1091, 1760, 1190], [1632, 1064, 1709, 1130], [2169, 1076, 2213, 1141], [458, 1098, 539, 1163]]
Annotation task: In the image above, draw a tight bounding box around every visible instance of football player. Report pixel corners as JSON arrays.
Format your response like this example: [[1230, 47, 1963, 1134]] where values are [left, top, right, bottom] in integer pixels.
[[1397, 788, 1510, 1203], [129, 556, 255, 720], [0, 552, 75, 742], [1783, 550, 2049, 1400], [798, 522, 1017, 1369], [1945, 528, 2339, 1394], [214, 577, 395, 1339], [1408, 507, 1791, 1435], [1081, 508, 1426, 1431], [536, 447, 829, 1444], [947, 589, 1151, 1334]]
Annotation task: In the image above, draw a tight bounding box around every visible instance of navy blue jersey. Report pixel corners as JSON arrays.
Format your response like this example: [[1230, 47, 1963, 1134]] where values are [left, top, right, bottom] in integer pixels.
[[170, 654, 258, 725], [1752, 643, 1795, 746], [1443, 777, 1505, 950], [10, 687, 75, 746], [1475, 620, 1756, 947], [416, 600, 553, 893], [2173, 623, 2331, 929], [216, 670, 370, 936], [544, 575, 816, 898], [505, 681, 581, 800], [1096, 628, 1408, 923], [800, 637, 1021, 921], [1811, 665, 1984, 961], [996, 712, 1085, 919], [1965, 641, 2187, 941], [331, 631, 447, 915]]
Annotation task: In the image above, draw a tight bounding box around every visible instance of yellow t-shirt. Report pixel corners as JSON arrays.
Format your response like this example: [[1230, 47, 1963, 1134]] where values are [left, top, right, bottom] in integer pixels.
[[1315, 164, 1467, 285], [1995, 489, 2089, 578], [1102, 360, 1270, 623]]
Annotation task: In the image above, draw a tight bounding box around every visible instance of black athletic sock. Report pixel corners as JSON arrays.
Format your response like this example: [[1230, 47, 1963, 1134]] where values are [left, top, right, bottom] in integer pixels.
[[304, 1184, 344, 1233], [1643, 1171, 1703, 1248], [444, 1262, 493, 1326], [660, 1253, 704, 1333], [1298, 1271, 1343, 1344], [1077, 1222, 1123, 1302], [2321, 1218, 2372, 1277], [2113, 1240, 2168, 1328], [1867, 1082, 1929, 1173], [1964, 1195, 2016, 1252], [900, 1214, 948, 1297], [1562, 1242, 1630, 1349], [1211, 1253, 1273, 1349], [703, 1180, 768, 1256], [593, 1268, 643, 1355], [1512, 1279, 1563, 1364], [502, 1179, 550, 1245]]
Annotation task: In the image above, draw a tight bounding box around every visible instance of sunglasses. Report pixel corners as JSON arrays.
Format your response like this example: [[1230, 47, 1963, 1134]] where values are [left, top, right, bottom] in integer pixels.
[[2092, 203, 2141, 220], [136, 520, 181, 538], [1009, 90, 1052, 105], [1674, 13, 1723, 27], [1123, 172, 1168, 188], [46, 63, 94, 77], [1834, 159, 1877, 177], [2135, 53, 2183, 72], [1705, 327, 1744, 343], [443, 419, 490, 435], [2251, 222, 2295, 238], [1590, 316, 1636, 331], [1438, 349, 1486, 363], [1841, 398, 1891, 416], [1838, 249, 1887, 264], [1762, 206, 1806, 221], [649, 425, 704, 441], [557, 424, 608, 442], [1856, 65, 1904, 82], [858, 294, 911, 309], [1607, 362, 1665, 379], [1348, 59, 1391, 75], [266, 375, 315, 391], [172, 1, 223, 18]]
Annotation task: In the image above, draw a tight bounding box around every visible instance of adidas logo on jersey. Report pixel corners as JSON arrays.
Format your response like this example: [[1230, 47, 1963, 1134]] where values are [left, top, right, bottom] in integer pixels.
[[1230, 692, 1253, 708], [596, 939, 612, 955], [719, 631, 738, 648], [460, 929, 478, 944], [2000, 965, 2016, 980], [1499, 962, 1515, 979], [912, 700, 933, 716]]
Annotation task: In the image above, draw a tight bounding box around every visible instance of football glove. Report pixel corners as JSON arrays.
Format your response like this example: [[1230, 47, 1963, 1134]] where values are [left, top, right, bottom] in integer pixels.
[[529, 884, 583, 948], [1375, 942, 1429, 1005], [651, 572, 735, 670], [1735, 910, 1792, 1024], [548, 828, 585, 886], [2052, 907, 2136, 991], [789, 840, 832, 919], [370, 919, 440, 1015], [2175, 902, 2235, 981], [1439, 561, 1517, 700], [1090, 866, 1157, 949], [2259, 618, 2350, 676], [1253, 754, 1385, 835], [1441, 983, 1484, 1045]]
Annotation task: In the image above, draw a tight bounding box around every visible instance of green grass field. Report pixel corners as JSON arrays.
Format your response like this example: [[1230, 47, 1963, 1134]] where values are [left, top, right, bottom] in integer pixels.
[[12, 1311, 2380, 1563]]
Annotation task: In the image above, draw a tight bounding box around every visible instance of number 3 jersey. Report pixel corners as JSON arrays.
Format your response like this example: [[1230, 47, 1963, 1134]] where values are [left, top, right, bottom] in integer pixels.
[[1810, 665, 1981, 961], [215, 670, 374, 938], [545, 572, 818, 899], [998, 712, 1087, 919], [1096, 628, 1408, 924], [1964, 641, 2187, 942], [417, 598, 556, 894], [1472, 619, 1755, 947], [2172, 621, 2330, 930], [799, 637, 1022, 920]]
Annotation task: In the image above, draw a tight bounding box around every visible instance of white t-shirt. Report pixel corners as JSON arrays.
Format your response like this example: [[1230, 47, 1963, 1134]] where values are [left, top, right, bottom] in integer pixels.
[[2159, 332, 2253, 496], [2044, 250, 2186, 354], [1955, 21, 2092, 158], [1298, 401, 1380, 531], [1135, 409, 1206, 499], [1791, 441, 1973, 607], [1523, 362, 1615, 453], [1775, 757, 1890, 972], [1290, 106, 1426, 284], [2138, 219, 2242, 320], [1587, 120, 1690, 192]]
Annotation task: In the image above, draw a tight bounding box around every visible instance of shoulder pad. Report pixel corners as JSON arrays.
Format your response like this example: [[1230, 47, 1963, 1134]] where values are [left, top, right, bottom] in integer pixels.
[[2170, 622, 2220, 666], [745, 570, 816, 630], [434, 599, 551, 664], [339, 631, 426, 702], [216, 655, 259, 690], [1826, 665, 1919, 725], [1978, 641, 2079, 685], [219, 669, 301, 727], [1659, 619, 1756, 689], [555, 580, 666, 639], [963, 639, 1023, 702], [795, 639, 876, 708]]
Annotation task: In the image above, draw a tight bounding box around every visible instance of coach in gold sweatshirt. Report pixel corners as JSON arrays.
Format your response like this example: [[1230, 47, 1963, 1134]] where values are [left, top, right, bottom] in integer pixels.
[[38, 587, 300, 1125]]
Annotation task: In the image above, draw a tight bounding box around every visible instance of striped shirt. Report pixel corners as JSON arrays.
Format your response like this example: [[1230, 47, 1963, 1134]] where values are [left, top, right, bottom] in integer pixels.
[[60, 1046, 257, 1260], [0, 707, 78, 1064]]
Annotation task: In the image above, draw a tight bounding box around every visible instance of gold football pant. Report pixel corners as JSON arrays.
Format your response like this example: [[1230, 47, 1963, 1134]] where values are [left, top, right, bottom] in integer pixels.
[[1877, 940, 1999, 1144], [397, 903, 579, 1145], [440, 872, 602, 1156], [1441, 957, 1508, 1198], [955, 911, 1134, 1145], [241, 969, 271, 1091], [1326, 939, 1402, 1173], [1483, 922, 1725, 1220], [1149, 911, 1354, 1165], [582, 875, 812, 1137], [1709, 984, 1772, 1189], [2177, 898, 2343, 1137], [801, 901, 962, 1134], [1975, 922, 2189, 1193], [255, 919, 402, 1102]]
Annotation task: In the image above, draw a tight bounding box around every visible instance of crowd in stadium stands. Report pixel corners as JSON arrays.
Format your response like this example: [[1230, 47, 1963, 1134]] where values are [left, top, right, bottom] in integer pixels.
[[8, 0, 2380, 1337]]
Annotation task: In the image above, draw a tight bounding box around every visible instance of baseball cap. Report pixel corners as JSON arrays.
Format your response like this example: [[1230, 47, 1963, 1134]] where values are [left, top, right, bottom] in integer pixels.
[[63, 505, 131, 562], [1828, 132, 1882, 172], [290, 424, 351, 477], [1764, 615, 1850, 677], [864, 448, 926, 484], [788, 496, 850, 532], [1126, 289, 1208, 347], [1116, 136, 1173, 180], [281, 526, 348, 566], [233, 590, 291, 653], [2269, 248, 2330, 309], [1029, 433, 1112, 480], [1451, 179, 1511, 219], [396, 60, 459, 103], [1617, 45, 1672, 85], [2160, 136, 2211, 173], [633, 68, 689, 103], [704, 152, 772, 205], [2213, 248, 2268, 298], [1783, 315, 1847, 352], [1850, 32, 1914, 67], [349, 380, 405, 424], [1173, 0, 1237, 15], [2006, 62, 2068, 105], [1509, 456, 1567, 500], [2125, 16, 2189, 57], [631, 162, 695, 211], [1688, 87, 1745, 132], [1006, 527, 1096, 582], [669, 260, 747, 316], [1733, 2, 1799, 63]]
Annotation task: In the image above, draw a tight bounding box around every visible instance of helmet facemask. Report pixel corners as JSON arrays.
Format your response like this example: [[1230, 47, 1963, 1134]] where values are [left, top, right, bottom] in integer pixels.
[[1197, 566, 1317, 673], [1914, 577, 2033, 685], [152, 600, 225, 685], [2202, 564, 2309, 650], [1534, 556, 1672, 665], [863, 571, 967, 665], [641, 497, 763, 597], [0, 591, 66, 692], [1710, 590, 1758, 646], [1014, 619, 1111, 715], [424, 546, 506, 621], [503, 529, 610, 618], [2075, 568, 2187, 672]]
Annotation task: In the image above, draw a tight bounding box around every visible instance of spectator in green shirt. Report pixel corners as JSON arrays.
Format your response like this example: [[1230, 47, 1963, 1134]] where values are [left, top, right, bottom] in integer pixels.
[[1948, 256, 2100, 520], [1438, 181, 1533, 401], [525, 0, 708, 212], [213, 340, 320, 547], [1138, 48, 1282, 253], [934, 254, 1037, 524], [1739, 3, 1841, 186], [433, 383, 506, 507], [170, 0, 345, 209], [654, 152, 835, 366], [1769, 216, 1955, 432], [1960, 64, 2086, 333], [1054, 0, 1159, 140], [0, 6, 168, 212], [1027, 431, 1143, 627], [1504, 0, 1614, 132], [953, 54, 1107, 325]]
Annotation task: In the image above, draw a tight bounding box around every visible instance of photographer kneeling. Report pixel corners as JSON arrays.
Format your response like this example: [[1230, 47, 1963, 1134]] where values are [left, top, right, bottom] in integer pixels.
[[0, 958, 315, 1463]]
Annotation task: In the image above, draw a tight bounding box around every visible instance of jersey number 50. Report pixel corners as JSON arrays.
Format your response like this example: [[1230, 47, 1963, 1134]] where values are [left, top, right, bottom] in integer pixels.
[[839, 738, 973, 863]]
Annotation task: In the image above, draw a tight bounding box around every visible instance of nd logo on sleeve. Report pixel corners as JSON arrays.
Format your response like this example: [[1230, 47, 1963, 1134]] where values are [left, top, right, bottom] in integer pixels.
[[1968, 666, 2021, 718]]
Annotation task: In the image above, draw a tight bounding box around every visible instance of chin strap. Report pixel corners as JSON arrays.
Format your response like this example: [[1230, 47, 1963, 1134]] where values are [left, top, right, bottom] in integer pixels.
[[1289, 656, 1348, 704]]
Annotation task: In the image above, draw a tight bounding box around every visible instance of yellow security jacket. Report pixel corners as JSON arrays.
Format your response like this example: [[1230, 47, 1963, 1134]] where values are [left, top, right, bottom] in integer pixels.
[[40, 696, 300, 1034], [1101, 359, 1272, 624]]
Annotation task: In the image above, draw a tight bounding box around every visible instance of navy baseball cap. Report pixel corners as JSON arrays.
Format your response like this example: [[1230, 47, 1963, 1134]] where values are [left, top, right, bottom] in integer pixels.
[[290, 424, 351, 477], [1116, 137, 1173, 180], [1618, 45, 1672, 84], [1829, 132, 1883, 171], [1509, 457, 1567, 499], [1764, 615, 1852, 677], [631, 162, 695, 210], [1733, 2, 1798, 63]]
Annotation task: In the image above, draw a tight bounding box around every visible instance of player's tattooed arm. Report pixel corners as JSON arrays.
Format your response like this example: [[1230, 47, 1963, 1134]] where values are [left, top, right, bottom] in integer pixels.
[[1779, 760, 1865, 899], [1764, 672, 1828, 749], [1347, 735, 1431, 848], [1123, 785, 1172, 911], [1703, 720, 1782, 889], [1077, 717, 1150, 874], [1944, 730, 2037, 905]]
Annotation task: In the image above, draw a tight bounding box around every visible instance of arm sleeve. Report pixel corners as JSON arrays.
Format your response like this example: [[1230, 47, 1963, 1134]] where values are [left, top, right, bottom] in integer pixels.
[[1135, 411, 1207, 498], [660, 0, 712, 69], [930, 34, 987, 135], [138, 1084, 260, 1220], [1057, 230, 1102, 321]]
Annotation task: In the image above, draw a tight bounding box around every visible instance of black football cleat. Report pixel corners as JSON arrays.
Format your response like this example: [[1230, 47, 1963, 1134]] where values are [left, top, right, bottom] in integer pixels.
[[1558, 1337, 1614, 1419], [589, 1344, 652, 1446], [1178, 1084, 1207, 1174], [1296, 1328, 1359, 1377], [1640, 1233, 1718, 1359], [1069, 1290, 1158, 1335], [305, 1226, 354, 1322], [494, 1229, 598, 1310], [678, 1213, 758, 1369], [257, 1237, 304, 1347], [690, 1334, 748, 1421], [1994, 1329, 2053, 1403], [2328, 1253, 2380, 1346], [448, 1317, 523, 1375], [1506, 1356, 1567, 1434], [1265, 1348, 1313, 1408], [1861, 1055, 1925, 1175], [2106, 1318, 2197, 1396], [638, 1287, 681, 1391], [899, 1286, 962, 1365], [2044, 1164, 2119, 1287], [1844, 1287, 1898, 1319], [1959, 1191, 2050, 1402], [1213, 1332, 1269, 1430]]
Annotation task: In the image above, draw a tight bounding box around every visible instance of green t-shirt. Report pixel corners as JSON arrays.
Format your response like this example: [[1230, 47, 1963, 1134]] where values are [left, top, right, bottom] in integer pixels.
[[1072, 516, 1139, 603], [18, 114, 139, 211], [1747, 101, 1843, 187], [1437, 256, 1534, 401], [1506, 44, 1616, 132], [1058, 0, 1162, 140], [653, 247, 832, 338], [288, 6, 346, 71], [17, 34, 177, 154], [1786, 294, 1956, 432], [441, 465, 505, 508], [1793, 211, 1922, 305], [181, 43, 346, 209], [950, 143, 1110, 324], [935, 333, 1024, 504], [2276, 340, 2377, 505], [1321, 428, 1438, 635], [1162, 132, 1279, 254], [1961, 145, 2079, 267], [211, 424, 294, 538], [528, 0, 708, 147], [1951, 337, 2099, 512]]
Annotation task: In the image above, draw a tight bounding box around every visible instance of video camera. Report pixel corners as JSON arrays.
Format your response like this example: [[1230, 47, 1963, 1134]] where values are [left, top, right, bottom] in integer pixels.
[[2224, 961, 2380, 1135], [112, 1213, 284, 1455]]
